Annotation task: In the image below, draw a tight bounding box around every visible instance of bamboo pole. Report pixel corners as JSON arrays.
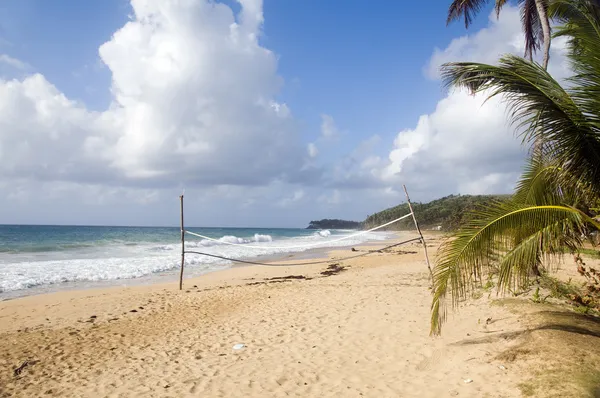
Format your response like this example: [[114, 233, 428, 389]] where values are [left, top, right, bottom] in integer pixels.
[[179, 194, 185, 291], [402, 185, 434, 285]]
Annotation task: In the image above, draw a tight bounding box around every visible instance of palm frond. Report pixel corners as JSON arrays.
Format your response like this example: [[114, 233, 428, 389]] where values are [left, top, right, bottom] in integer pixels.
[[550, 0, 600, 57], [447, 0, 489, 27], [514, 154, 600, 210], [550, 0, 600, 129], [441, 57, 600, 196], [433, 0, 600, 336], [513, 155, 563, 205], [495, 216, 583, 291], [520, 0, 544, 60], [495, 0, 509, 18], [430, 203, 597, 335]]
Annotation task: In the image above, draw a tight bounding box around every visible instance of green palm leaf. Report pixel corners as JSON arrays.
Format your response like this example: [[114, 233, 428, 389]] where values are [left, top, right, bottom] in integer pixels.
[[432, 0, 600, 336], [446, 0, 550, 65], [447, 0, 489, 27], [551, 0, 600, 128], [441, 56, 600, 195], [431, 204, 597, 335], [513, 155, 562, 205]]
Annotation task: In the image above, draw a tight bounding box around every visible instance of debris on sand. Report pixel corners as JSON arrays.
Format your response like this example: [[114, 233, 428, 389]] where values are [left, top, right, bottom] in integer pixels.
[[320, 264, 346, 277]]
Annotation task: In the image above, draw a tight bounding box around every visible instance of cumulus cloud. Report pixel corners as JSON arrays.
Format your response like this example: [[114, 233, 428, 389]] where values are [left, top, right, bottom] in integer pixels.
[[425, 7, 524, 80], [379, 91, 525, 196], [331, 5, 569, 201], [426, 6, 571, 83], [0, 74, 114, 183], [0, 0, 311, 190], [0, 1, 577, 226]]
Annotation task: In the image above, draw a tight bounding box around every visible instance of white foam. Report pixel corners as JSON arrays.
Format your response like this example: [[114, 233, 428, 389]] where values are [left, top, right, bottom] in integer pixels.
[[0, 255, 181, 293], [188, 233, 274, 248], [253, 234, 272, 242], [0, 230, 393, 294]]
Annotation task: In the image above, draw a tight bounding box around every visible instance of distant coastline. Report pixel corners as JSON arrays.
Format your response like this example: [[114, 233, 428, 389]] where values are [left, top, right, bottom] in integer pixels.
[[305, 219, 362, 230]]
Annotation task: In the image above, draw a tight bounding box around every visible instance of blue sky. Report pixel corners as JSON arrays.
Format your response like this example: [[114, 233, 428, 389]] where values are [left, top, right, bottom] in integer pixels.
[[0, 0, 557, 227], [1, 0, 491, 143]]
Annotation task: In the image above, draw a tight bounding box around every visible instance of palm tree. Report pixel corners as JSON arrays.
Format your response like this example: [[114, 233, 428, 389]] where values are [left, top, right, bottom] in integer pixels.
[[447, 0, 552, 69], [431, 0, 600, 335]]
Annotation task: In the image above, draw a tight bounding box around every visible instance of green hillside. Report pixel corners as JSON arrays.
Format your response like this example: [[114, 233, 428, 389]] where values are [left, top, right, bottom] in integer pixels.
[[306, 219, 362, 230], [363, 194, 510, 231]]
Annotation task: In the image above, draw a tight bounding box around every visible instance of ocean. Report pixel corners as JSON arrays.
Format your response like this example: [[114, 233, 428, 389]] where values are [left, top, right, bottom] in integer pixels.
[[0, 225, 392, 299]]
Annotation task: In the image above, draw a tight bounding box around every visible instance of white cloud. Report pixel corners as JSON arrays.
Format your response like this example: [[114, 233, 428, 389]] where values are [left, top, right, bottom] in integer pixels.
[[457, 172, 520, 195], [0, 2, 577, 226], [305, 114, 340, 162], [0, 0, 311, 190], [0, 54, 30, 70], [0, 178, 160, 206], [320, 114, 338, 139], [426, 6, 571, 83], [425, 7, 524, 80], [381, 91, 521, 179], [332, 5, 568, 201], [0, 74, 112, 183], [324, 135, 386, 190], [379, 90, 525, 196], [307, 142, 318, 158]]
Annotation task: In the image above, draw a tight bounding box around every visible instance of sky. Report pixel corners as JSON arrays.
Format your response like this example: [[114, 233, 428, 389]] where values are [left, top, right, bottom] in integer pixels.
[[0, 0, 571, 227]]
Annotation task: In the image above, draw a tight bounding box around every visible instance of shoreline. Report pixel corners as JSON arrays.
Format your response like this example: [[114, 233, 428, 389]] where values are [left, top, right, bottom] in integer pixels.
[[0, 234, 415, 336], [0, 231, 406, 302], [5, 230, 570, 397]]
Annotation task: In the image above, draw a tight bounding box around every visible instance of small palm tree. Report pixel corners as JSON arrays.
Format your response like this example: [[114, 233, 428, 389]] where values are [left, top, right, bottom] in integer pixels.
[[431, 0, 600, 335], [447, 0, 552, 68]]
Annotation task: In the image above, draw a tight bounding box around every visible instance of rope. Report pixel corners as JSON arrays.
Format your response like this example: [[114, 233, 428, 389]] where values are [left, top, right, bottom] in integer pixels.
[[184, 212, 413, 250], [184, 237, 422, 267]]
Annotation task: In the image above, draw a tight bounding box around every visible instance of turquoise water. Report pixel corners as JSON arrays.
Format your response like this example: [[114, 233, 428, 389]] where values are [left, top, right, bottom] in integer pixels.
[[0, 225, 326, 254], [0, 225, 390, 298]]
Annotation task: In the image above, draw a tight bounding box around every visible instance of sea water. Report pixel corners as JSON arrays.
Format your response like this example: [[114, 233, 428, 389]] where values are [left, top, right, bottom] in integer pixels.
[[0, 225, 391, 299]]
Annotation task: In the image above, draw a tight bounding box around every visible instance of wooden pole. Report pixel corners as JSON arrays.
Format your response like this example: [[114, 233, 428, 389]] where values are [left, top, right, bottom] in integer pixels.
[[403, 185, 434, 285], [179, 194, 185, 290]]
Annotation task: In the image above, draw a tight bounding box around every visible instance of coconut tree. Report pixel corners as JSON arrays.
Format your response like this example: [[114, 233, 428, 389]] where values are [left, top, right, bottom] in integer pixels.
[[447, 0, 552, 68], [431, 0, 600, 335]]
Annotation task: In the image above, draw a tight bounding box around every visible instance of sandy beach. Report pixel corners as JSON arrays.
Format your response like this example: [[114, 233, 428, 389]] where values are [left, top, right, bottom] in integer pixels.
[[1, 233, 599, 397]]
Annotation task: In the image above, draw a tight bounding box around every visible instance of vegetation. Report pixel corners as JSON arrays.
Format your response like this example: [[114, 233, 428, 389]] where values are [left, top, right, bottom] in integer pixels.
[[572, 254, 600, 313], [306, 219, 362, 230], [447, 0, 551, 68], [431, 0, 600, 335], [363, 194, 510, 231], [580, 248, 600, 258]]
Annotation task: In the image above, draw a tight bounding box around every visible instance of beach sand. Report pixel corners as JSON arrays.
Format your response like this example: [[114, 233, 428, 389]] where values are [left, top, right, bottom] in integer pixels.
[[1, 233, 599, 397]]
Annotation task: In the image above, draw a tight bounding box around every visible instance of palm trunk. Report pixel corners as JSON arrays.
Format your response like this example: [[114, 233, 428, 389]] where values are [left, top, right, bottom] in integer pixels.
[[533, 0, 551, 155], [534, 0, 551, 70]]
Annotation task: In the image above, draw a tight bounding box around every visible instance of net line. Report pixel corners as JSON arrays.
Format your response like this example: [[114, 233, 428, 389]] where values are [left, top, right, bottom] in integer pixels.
[[184, 212, 413, 250], [184, 237, 422, 267]]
